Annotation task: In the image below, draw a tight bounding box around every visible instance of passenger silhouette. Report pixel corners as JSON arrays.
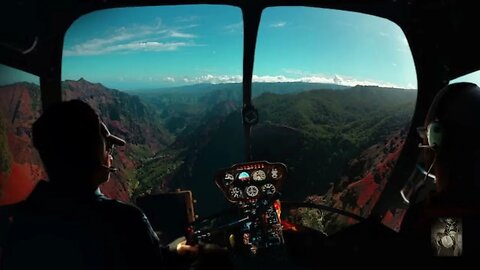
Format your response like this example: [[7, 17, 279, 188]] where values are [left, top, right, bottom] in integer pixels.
[[1, 100, 188, 270], [400, 82, 480, 258]]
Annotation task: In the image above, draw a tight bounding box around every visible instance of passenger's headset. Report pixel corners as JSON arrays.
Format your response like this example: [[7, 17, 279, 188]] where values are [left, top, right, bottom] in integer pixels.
[[407, 90, 447, 203], [424, 120, 443, 149], [423, 82, 480, 149], [418, 120, 443, 149], [419, 86, 447, 150]]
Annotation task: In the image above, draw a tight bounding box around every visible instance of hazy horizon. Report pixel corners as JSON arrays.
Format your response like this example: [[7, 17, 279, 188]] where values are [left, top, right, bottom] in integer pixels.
[[59, 5, 417, 90], [0, 75, 420, 92]]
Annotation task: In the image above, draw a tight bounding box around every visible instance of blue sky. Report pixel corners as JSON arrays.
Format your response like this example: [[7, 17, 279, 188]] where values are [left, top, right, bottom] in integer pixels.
[[62, 5, 243, 90], [1, 5, 421, 90], [255, 7, 417, 88]]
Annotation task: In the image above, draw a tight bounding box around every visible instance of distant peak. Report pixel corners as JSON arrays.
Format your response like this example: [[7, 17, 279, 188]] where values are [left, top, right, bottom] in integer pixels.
[[333, 75, 343, 85], [78, 77, 88, 83]]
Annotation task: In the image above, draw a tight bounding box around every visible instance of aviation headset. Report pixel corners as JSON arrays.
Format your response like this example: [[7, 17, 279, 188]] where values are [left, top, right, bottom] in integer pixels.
[[403, 86, 449, 204], [416, 85, 452, 190], [421, 82, 480, 149], [418, 118, 444, 150], [424, 120, 443, 149], [418, 84, 451, 150]]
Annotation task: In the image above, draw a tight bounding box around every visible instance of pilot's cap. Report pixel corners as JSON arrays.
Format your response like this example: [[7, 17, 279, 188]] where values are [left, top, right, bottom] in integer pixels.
[[100, 122, 125, 147]]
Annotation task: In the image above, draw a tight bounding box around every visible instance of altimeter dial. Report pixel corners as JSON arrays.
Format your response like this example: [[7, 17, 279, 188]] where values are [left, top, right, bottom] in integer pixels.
[[261, 183, 276, 195], [245, 185, 259, 197], [252, 170, 266, 181], [230, 187, 243, 199]]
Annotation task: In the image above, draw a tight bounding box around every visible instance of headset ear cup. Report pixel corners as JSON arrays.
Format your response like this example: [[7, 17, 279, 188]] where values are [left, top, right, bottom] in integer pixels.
[[427, 121, 443, 148]]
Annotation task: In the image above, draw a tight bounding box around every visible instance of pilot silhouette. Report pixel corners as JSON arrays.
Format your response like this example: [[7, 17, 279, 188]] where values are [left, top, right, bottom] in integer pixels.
[[400, 82, 480, 258], [1, 100, 190, 270]]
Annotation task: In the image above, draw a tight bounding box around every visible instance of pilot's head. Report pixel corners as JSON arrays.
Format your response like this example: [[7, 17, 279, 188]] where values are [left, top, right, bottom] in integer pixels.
[[423, 82, 480, 193], [32, 100, 125, 191]]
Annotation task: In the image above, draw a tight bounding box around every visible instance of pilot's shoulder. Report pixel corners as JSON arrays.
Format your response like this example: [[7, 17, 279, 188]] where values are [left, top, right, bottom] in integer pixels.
[[97, 196, 146, 219]]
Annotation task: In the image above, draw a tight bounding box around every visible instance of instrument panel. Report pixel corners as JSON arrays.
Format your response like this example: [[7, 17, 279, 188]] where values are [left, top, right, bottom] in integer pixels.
[[214, 161, 287, 203]]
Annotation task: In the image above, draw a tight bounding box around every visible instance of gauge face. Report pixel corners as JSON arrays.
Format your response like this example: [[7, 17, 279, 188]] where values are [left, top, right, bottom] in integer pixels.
[[224, 173, 234, 185], [238, 171, 250, 182], [271, 168, 279, 179], [229, 187, 243, 199], [261, 183, 276, 195], [252, 170, 266, 181], [245, 185, 259, 197]]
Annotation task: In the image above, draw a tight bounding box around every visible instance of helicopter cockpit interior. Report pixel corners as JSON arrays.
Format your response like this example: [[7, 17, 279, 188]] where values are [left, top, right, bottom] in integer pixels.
[[1, 0, 480, 267]]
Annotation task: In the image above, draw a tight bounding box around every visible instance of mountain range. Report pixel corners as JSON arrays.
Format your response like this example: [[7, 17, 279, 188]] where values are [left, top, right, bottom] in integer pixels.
[[0, 82, 45, 205], [0, 79, 416, 231], [0, 79, 174, 204], [131, 83, 416, 215]]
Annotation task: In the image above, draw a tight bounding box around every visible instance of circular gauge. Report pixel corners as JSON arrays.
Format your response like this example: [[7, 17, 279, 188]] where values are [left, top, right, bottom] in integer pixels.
[[224, 173, 234, 185], [238, 171, 250, 182], [271, 168, 279, 179], [252, 170, 266, 181], [245, 185, 259, 197], [261, 183, 276, 195], [229, 187, 243, 199]]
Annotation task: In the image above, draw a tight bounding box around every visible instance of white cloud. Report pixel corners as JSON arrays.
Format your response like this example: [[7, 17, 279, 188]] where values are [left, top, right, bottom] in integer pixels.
[[164, 76, 175, 83], [112, 73, 412, 89], [167, 73, 404, 88], [296, 76, 332, 84], [179, 24, 200, 30], [65, 41, 189, 56], [252, 75, 292, 83], [295, 74, 402, 88], [168, 31, 196, 38], [175, 16, 199, 23], [269, 22, 286, 28], [224, 22, 243, 33], [191, 74, 243, 84], [64, 22, 197, 56]]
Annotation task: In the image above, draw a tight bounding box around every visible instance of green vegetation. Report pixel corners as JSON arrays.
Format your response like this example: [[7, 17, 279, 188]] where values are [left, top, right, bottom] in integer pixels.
[[134, 84, 242, 136], [133, 83, 416, 215], [58, 80, 415, 218], [290, 208, 326, 234], [124, 167, 139, 196], [132, 82, 344, 136], [250, 86, 416, 198], [132, 149, 185, 198], [254, 87, 415, 138], [127, 144, 152, 160]]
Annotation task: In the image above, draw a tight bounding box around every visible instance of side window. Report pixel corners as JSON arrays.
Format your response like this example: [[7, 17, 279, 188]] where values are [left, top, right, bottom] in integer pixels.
[[0, 64, 45, 205], [451, 70, 480, 85], [253, 7, 417, 233], [62, 5, 244, 216]]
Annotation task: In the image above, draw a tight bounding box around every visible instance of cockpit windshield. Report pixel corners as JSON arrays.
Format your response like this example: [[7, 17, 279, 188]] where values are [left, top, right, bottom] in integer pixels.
[[1, 4, 417, 236], [252, 7, 417, 233], [62, 5, 245, 215]]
